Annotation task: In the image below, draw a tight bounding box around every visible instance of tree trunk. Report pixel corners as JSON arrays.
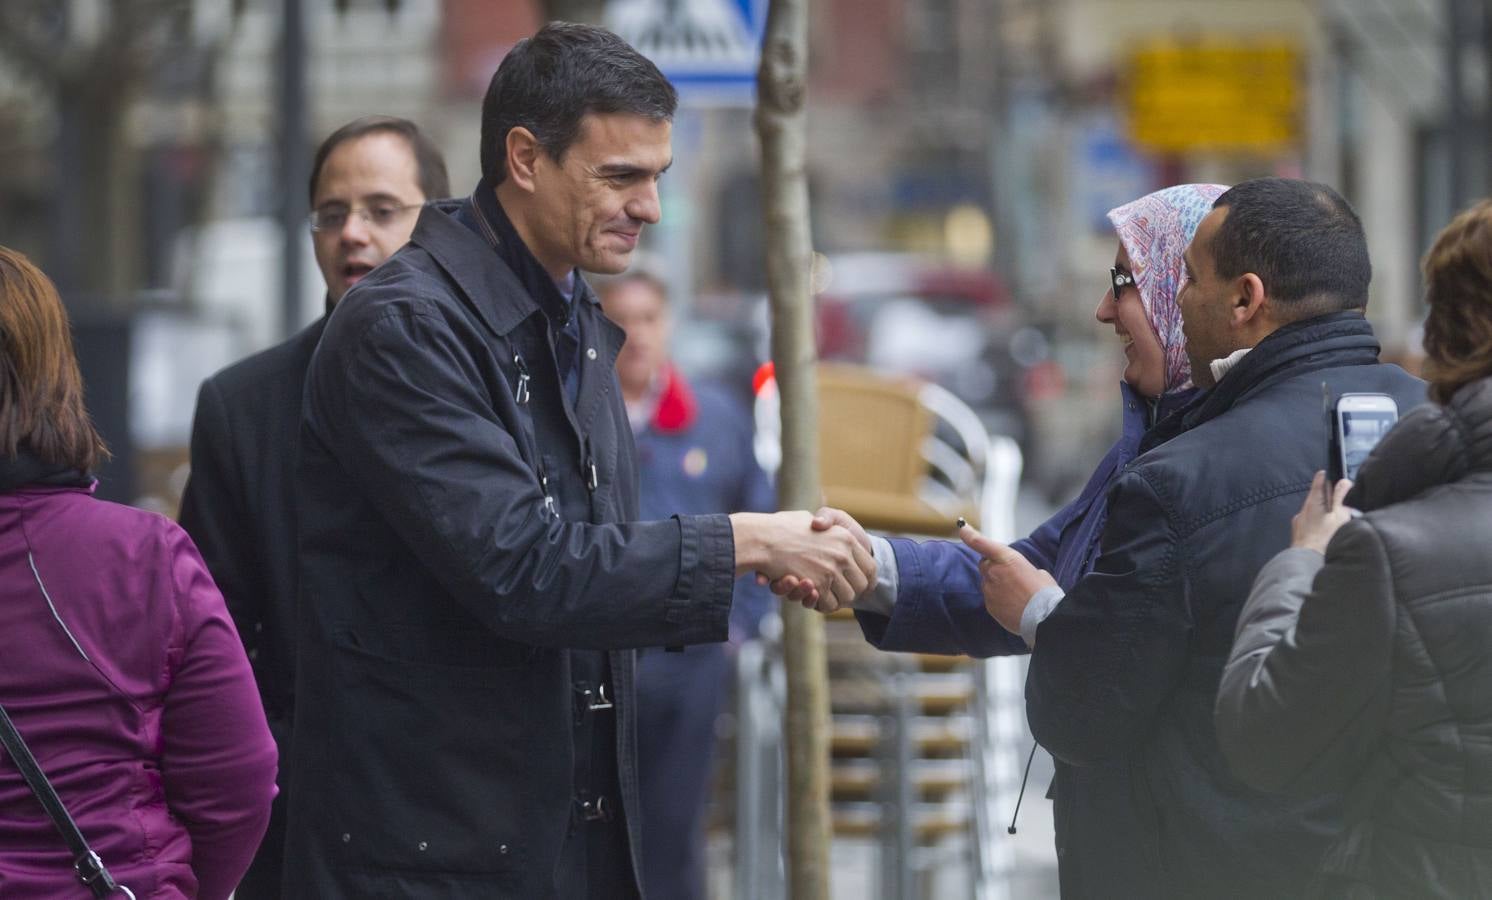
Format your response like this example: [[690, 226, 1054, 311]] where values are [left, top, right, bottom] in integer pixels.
[[755, 1, 830, 898]]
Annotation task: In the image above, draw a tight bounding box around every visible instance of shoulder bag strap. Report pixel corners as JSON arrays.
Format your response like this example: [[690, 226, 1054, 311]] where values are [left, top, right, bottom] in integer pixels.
[[0, 701, 130, 898]]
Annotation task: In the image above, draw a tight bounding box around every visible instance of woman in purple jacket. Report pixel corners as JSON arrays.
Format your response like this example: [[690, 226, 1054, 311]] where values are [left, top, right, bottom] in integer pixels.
[[788, 184, 1228, 897], [0, 247, 277, 898]]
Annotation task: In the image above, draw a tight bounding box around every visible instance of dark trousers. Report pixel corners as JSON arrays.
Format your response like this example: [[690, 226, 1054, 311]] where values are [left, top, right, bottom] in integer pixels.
[[635, 644, 731, 900], [235, 787, 285, 898], [239, 712, 290, 898]]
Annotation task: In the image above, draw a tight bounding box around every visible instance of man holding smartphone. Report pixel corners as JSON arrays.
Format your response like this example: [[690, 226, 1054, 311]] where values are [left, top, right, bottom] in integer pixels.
[[957, 178, 1425, 895]]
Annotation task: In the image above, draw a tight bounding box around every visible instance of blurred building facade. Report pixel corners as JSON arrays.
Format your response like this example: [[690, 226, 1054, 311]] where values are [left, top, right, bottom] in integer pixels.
[[0, 2, 1483, 894], [0, 0, 1482, 501]]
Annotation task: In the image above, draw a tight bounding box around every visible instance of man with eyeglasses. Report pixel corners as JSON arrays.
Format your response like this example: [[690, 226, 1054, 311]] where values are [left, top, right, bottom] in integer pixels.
[[177, 115, 449, 899]]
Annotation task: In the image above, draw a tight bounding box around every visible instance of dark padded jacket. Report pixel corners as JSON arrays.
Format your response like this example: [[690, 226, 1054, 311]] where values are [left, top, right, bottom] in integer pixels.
[[1026, 312, 1424, 897], [1217, 375, 1492, 899]]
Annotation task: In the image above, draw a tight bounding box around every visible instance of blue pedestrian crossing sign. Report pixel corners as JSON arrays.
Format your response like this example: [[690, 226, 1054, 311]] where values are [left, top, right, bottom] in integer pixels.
[[607, 0, 768, 105]]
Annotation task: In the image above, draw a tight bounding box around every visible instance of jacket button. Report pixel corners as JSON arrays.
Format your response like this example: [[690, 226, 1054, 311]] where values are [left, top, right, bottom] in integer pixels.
[[499, 844, 510, 855], [341, 833, 351, 843], [586, 347, 597, 360], [417, 841, 429, 852]]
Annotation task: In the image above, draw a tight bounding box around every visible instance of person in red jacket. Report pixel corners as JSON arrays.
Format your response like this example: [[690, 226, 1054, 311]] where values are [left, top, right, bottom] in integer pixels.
[[0, 246, 277, 899], [600, 268, 776, 900]]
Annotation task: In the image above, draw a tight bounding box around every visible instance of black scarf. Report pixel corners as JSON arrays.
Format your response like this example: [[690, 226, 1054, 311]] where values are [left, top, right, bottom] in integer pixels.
[[1142, 311, 1380, 454], [0, 448, 93, 494]]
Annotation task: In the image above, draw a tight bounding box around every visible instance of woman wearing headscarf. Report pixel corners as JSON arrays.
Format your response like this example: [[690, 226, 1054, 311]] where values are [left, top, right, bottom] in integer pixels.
[[1216, 200, 1492, 898], [0, 247, 277, 898], [793, 183, 1228, 897]]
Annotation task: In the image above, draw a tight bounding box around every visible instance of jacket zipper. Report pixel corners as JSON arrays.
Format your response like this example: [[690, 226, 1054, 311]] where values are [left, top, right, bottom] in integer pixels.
[[509, 349, 556, 518]]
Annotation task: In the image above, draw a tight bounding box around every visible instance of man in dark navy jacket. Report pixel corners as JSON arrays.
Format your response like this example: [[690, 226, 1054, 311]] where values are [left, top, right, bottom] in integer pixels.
[[282, 23, 874, 899], [957, 178, 1426, 896], [177, 115, 448, 898]]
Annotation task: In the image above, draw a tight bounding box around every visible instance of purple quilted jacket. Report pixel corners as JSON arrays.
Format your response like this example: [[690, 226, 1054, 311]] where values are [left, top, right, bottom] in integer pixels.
[[0, 485, 277, 898]]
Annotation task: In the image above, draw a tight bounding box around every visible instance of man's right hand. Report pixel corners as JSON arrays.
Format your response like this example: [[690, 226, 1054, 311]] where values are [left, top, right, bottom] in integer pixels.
[[730, 510, 876, 613], [763, 507, 872, 610]]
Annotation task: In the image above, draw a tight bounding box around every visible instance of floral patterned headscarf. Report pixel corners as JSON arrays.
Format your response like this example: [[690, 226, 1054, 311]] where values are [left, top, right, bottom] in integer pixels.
[[1106, 183, 1228, 394]]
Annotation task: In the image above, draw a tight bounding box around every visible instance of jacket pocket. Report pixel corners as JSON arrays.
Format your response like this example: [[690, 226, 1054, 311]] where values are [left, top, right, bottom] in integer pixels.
[[326, 636, 534, 876], [343, 620, 537, 671], [348, 567, 540, 670]]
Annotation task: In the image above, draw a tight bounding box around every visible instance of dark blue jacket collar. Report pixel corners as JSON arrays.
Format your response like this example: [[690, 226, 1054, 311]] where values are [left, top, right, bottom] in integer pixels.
[[408, 198, 531, 338], [463, 177, 589, 327], [1142, 311, 1380, 453], [407, 194, 604, 339]]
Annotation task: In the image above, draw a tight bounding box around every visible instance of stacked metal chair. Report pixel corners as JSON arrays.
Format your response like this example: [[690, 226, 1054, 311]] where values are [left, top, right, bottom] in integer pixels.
[[736, 364, 1026, 899]]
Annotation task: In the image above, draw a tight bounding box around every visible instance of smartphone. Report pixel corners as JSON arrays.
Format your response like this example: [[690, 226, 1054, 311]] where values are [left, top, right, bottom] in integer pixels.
[[1328, 393, 1399, 483]]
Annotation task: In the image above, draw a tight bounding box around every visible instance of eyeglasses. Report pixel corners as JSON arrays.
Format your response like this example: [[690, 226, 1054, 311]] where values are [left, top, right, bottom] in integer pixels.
[[1110, 266, 1138, 297], [308, 202, 422, 233]]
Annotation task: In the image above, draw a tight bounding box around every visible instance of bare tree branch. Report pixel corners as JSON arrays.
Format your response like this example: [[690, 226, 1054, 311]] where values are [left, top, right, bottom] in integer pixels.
[[0, 0, 187, 86]]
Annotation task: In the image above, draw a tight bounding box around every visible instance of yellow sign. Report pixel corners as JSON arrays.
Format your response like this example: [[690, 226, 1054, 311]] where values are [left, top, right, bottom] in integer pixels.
[[1125, 39, 1301, 155]]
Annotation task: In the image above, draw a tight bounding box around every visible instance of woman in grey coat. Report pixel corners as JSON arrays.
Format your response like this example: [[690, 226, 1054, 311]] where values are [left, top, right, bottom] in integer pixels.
[[1215, 200, 1492, 898]]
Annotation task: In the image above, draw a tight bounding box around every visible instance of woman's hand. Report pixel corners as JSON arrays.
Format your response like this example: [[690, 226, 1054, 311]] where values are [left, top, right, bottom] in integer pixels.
[[1291, 470, 1356, 554], [958, 523, 1056, 635]]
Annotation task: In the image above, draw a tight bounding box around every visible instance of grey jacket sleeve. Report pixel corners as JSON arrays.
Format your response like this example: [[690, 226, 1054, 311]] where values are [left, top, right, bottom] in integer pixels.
[[1215, 525, 1396, 795]]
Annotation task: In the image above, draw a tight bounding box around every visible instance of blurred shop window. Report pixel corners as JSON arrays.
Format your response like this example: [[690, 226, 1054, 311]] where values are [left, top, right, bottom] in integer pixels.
[[172, 216, 323, 352], [72, 306, 244, 515], [131, 310, 243, 518]]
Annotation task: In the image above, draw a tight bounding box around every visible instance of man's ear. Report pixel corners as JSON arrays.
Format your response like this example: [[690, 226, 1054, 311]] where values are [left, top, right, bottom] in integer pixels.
[[1231, 273, 1268, 328], [505, 127, 542, 193]]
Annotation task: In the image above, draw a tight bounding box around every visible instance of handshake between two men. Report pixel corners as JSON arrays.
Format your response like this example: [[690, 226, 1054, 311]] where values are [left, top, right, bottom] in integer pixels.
[[748, 507, 1055, 635], [728, 510, 879, 613]]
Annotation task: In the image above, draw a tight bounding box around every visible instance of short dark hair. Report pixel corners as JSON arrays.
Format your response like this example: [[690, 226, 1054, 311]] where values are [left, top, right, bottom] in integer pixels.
[[1421, 199, 1492, 404], [308, 116, 451, 205], [1209, 177, 1371, 317], [0, 246, 108, 472], [480, 22, 677, 182]]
